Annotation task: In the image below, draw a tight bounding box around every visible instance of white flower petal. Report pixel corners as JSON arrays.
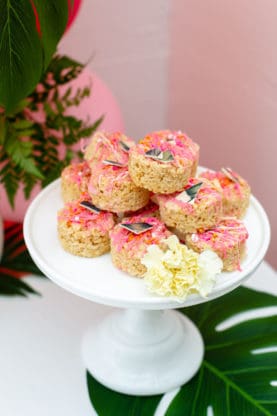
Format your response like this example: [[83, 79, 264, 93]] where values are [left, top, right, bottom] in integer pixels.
[[141, 239, 223, 300]]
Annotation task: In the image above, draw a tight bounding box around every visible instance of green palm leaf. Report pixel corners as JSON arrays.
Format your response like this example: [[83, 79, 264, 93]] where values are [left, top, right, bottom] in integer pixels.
[[0, 221, 43, 296], [87, 287, 277, 416]]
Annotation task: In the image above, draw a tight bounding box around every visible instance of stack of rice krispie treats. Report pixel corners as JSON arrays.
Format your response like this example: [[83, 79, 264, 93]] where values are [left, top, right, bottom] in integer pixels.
[[58, 130, 250, 275]]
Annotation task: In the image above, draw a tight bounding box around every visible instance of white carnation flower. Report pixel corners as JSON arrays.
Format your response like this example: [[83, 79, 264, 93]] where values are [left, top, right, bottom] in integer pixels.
[[142, 237, 223, 301]]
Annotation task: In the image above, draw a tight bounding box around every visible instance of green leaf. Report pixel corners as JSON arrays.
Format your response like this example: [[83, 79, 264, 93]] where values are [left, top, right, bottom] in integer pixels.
[[166, 287, 277, 416], [15, 128, 36, 138], [5, 136, 31, 159], [7, 98, 29, 115], [46, 54, 84, 85], [31, 0, 68, 69], [86, 372, 162, 416], [5, 137, 44, 179], [77, 115, 104, 138], [0, 0, 43, 111], [0, 115, 6, 144], [0, 221, 43, 297], [13, 119, 34, 130], [23, 174, 36, 200], [86, 288, 277, 416], [0, 161, 20, 207], [19, 157, 44, 179], [41, 160, 65, 187], [0, 272, 38, 297], [0, 53, 100, 202]]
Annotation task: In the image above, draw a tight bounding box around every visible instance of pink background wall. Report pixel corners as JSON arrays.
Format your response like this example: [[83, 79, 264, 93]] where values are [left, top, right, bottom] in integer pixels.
[[168, 0, 276, 267]]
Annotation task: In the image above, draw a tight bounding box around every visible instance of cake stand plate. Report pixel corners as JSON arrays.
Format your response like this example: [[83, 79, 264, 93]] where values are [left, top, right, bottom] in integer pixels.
[[23, 179, 270, 395]]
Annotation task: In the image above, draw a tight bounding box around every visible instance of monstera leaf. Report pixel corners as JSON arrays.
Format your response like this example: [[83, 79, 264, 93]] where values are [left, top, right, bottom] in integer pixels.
[[0, 221, 43, 296], [87, 374, 162, 416], [87, 287, 277, 416]]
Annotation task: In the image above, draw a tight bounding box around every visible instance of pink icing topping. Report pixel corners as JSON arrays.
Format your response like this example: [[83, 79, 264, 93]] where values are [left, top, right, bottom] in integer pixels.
[[110, 215, 171, 254], [189, 217, 249, 268], [132, 130, 199, 167], [61, 161, 91, 186], [156, 177, 222, 214], [58, 195, 114, 233], [85, 131, 135, 165], [200, 169, 249, 199], [88, 161, 131, 196]]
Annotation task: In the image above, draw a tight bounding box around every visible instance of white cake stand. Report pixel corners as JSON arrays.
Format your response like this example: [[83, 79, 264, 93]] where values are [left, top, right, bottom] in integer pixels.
[[23, 179, 270, 396]]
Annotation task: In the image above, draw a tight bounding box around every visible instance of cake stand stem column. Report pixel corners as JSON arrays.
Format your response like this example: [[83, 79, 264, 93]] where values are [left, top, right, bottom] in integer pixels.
[[115, 309, 175, 345], [82, 308, 204, 396]]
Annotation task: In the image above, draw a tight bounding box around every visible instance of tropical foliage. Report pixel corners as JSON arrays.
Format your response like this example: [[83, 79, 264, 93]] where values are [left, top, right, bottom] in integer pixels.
[[0, 0, 69, 111], [0, 221, 43, 296], [87, 287, 277, 416], [0, 54, 103, 206]]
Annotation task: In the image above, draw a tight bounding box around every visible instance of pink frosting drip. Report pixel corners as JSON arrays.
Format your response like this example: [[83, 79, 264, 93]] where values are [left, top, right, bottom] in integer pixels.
[[132, 130, 199, 167], [58, 196, 114, 233], [110, 215, 171, 255], [156, 177, 222, 214], [61, 161, 91, 186]]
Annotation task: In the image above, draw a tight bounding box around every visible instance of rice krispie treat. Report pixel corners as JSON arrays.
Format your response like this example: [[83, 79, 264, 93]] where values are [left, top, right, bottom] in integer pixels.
[[128, 130, 199, 194], [122, 201, 160, 219], [88, 161, 150, 213], [61, 161, 91, 203], [110, 215, 171, 277], [199, 168, 251, 218], [156, 178, 222, 234], [84, 131, 135, 167], [185, 217, 249, 271], [57, 196, 115, 257]]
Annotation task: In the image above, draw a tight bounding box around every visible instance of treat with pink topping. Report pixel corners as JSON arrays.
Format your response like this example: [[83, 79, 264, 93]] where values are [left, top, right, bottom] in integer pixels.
[[199, 168, 251, 218], [128, 130, 199, 194], [110, 215, 171, 277], [122, 201, 160, 219], [84, 131, 135, 168], [185, 217, 249, 271], [57, 195, 115, 257], [88, 160, 149, 213], [156, 178, 222, 234], [61, 161, 91, 203]]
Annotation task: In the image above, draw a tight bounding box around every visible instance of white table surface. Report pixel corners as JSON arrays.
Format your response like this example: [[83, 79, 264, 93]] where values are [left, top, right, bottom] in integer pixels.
[[0, 261, 276, 416]]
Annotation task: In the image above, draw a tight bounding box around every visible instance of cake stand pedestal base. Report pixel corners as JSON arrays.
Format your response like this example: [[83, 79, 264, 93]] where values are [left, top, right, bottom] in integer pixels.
[[82, 308, 204, 396]]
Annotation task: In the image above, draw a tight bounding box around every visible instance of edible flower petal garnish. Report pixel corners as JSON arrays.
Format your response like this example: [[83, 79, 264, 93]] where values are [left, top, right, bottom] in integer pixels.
[[141, 235, 223, 301]]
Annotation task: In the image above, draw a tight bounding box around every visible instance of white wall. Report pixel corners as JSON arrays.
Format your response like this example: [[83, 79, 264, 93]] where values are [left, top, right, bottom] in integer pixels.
[[60, 0, 170, 139]]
